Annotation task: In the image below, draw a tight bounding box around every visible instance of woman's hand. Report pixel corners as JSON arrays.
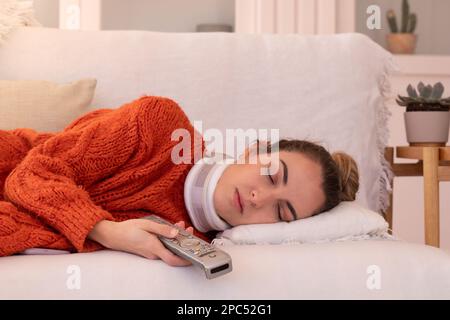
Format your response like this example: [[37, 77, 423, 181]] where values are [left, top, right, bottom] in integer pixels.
[[88, 219, 195, 267]]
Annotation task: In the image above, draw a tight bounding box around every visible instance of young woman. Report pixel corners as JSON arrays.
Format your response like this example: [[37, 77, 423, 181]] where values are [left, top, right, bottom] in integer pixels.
[[0, 96, 359, 266]]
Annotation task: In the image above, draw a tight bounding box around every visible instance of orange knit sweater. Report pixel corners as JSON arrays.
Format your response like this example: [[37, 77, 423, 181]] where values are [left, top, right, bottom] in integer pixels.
[[0, 96, 210, 256]]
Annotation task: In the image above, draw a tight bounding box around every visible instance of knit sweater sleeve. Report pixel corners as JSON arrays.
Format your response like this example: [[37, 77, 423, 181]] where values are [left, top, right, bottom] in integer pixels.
[[3, 96, 163, 252]]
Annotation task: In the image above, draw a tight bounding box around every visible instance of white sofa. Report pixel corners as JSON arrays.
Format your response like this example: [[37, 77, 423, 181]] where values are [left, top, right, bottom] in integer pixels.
[[2, 240, 450, 300], [1, 27, 450, 299]]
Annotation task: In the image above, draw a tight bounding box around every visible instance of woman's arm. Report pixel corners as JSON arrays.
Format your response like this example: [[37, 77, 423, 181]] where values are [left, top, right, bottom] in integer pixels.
[[4, 96, 180, 252]]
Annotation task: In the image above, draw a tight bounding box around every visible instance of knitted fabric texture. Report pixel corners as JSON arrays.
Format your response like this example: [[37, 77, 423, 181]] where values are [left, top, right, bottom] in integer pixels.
[[0, 96, 208, 256]]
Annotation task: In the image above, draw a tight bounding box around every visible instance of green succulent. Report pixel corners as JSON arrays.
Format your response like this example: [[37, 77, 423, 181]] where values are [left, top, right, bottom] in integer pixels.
[[396, 82, 450, 111]]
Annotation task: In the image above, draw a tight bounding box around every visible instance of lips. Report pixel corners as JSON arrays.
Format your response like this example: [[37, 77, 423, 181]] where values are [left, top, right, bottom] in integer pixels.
[[234, 188, 243, 214]]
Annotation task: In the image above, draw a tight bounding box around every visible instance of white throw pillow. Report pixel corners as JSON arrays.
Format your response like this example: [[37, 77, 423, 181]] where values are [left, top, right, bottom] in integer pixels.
[[213, 201, 392, 245]]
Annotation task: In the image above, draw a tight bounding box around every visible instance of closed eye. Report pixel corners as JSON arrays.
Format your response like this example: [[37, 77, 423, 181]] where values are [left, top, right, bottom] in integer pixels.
[[266, 167, 282, 221], [266, 166, 276, 185]]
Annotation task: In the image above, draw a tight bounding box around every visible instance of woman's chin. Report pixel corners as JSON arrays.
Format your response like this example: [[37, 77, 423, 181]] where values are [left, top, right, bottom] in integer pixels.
[[219, 211, 238, 227]]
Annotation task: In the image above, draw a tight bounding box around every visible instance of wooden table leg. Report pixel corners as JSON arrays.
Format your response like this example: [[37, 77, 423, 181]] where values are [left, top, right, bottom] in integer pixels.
[[422, 147, 440, 247], [384, 147, 394, 233]]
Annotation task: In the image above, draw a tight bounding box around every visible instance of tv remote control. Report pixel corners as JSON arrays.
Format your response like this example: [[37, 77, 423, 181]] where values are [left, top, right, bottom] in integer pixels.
[[142, 215, 232, 279]]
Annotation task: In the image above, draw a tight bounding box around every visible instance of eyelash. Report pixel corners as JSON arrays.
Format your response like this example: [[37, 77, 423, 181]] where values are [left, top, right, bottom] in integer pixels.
[[266, 167, 282, 221]]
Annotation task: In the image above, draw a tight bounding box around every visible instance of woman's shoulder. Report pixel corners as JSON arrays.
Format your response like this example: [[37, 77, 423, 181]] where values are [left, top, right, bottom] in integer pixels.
[[137, 96, 190, 122], [63, 108, 114, 132], [135, 95, 195, 137]]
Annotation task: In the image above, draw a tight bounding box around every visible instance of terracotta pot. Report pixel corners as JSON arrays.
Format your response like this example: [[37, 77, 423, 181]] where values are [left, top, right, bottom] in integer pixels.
[[404, 111, 450, 146], [386, 33, 417, 54]]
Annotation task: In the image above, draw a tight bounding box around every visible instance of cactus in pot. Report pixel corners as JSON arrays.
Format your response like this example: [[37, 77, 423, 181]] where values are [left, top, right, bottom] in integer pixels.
[[386, 0, 418, 54], [396, 82, 450, 146]]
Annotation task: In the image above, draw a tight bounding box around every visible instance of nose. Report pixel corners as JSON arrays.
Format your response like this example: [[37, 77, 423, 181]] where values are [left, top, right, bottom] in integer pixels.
[[250, 188, 276, 209]]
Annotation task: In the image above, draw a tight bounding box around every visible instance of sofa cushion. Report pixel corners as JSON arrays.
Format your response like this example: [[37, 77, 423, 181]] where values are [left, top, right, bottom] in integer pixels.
[[0, 78, 97, 132], [2, 240, 450, 299]]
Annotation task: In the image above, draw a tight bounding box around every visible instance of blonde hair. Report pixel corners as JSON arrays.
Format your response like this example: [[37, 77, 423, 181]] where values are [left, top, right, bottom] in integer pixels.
[[331, 152, 360, 202], [266, 139, 360, 215]]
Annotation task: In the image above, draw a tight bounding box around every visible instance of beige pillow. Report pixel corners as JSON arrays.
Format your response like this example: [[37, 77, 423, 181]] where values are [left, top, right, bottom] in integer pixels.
[[0, 78, 97, 132]]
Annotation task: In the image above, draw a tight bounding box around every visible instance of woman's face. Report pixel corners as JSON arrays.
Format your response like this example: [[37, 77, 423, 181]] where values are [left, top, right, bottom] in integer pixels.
[[213, 150, 326, 226]]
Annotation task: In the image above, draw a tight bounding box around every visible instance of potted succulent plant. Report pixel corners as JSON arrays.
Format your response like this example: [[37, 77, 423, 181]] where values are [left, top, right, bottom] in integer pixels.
[[386, 0, 417, 54], [396, 82, 450, 146]]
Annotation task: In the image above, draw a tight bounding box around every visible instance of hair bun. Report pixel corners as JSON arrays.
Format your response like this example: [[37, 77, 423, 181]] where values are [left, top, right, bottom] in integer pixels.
[[331, 152, 360, 201]]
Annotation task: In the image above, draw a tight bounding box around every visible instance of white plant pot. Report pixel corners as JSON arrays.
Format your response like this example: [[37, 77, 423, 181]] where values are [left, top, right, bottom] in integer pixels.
[[404, 111, 450, 145]]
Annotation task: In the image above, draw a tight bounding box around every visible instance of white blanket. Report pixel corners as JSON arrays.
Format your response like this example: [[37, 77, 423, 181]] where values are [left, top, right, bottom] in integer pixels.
[[0, 0, 40, 44], [0, 28, 396, 216]]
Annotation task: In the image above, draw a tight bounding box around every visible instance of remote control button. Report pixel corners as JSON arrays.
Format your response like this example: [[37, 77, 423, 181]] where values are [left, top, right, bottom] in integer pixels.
[[198, 247, 216, 256], [180, 239, 200, 248]]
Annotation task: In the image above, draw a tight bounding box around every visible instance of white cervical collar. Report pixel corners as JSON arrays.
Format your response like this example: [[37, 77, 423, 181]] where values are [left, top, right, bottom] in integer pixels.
[[184, 153, 234, 232]]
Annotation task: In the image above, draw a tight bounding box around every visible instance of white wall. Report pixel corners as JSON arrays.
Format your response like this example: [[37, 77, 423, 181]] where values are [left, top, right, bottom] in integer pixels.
[[28, 0, 234, 31], [28, 0, 59, 28], [356, 0, 450, 55], [101, 0, 235, 32]]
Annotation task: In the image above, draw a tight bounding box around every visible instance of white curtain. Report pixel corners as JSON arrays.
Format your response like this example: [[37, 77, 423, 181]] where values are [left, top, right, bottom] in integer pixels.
[[235, 0, 356, 35]]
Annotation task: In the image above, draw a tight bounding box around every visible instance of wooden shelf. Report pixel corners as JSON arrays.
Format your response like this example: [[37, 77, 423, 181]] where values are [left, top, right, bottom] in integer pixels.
[[392, 54, 450, 76], [385, 145, 450, 247], [397, 146, 450, 161]]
